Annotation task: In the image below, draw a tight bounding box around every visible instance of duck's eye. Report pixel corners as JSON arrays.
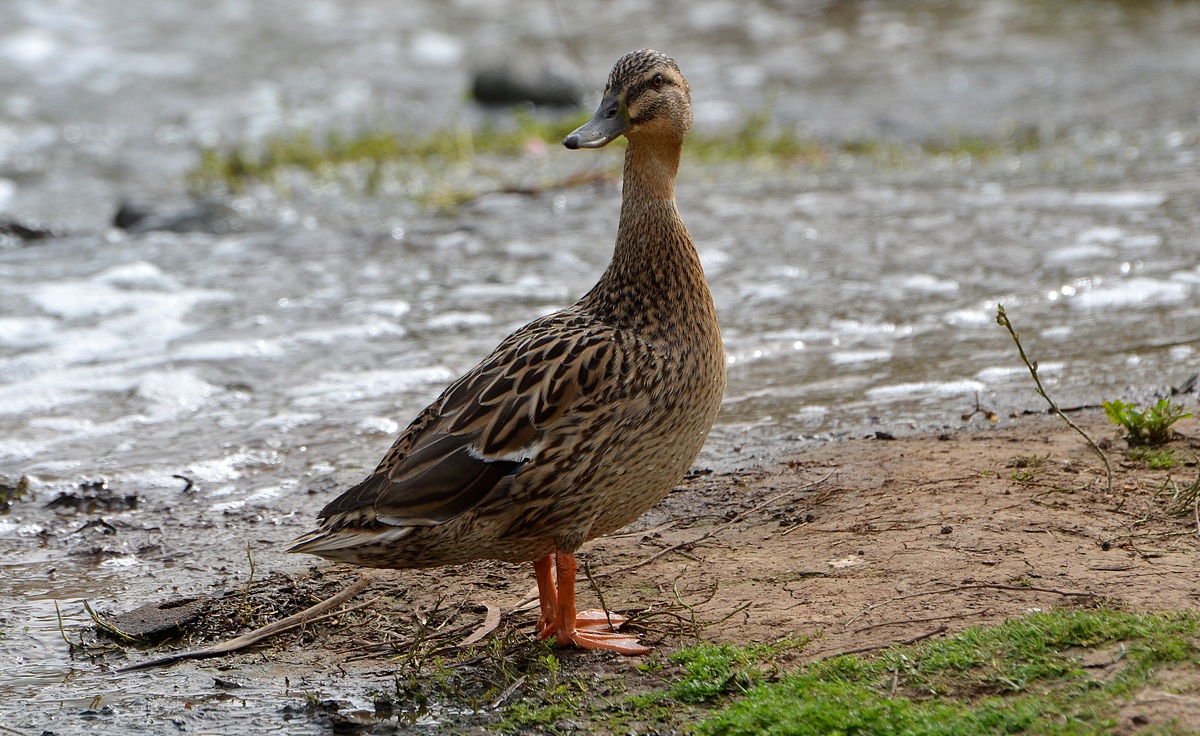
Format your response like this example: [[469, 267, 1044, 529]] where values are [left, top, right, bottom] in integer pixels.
[[652, 73, 664, 88]]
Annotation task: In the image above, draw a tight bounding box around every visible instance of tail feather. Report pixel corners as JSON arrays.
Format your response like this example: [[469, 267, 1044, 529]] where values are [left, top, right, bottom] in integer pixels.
[[288, 524, 413, 555]]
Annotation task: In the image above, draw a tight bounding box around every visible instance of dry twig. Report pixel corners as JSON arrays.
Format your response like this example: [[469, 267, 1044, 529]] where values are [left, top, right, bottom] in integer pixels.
[[996, 304, 1112, 492], [489, 675, 527, 710], [119, 574, 372, 672], [818, 625, 949, 660]]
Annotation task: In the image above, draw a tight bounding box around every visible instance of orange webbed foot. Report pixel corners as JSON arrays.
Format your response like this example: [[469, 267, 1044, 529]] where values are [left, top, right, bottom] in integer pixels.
[[556, 609, 650, 654], [532, 552, 652, 655], [574, 609, 630, 631]]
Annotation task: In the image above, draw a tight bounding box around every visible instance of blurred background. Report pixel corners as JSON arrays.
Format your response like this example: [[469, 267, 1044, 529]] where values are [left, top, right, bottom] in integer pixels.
[[1, 0, 1199, 723]]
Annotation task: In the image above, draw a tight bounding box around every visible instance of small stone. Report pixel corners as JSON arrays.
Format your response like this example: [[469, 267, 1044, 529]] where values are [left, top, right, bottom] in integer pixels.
[[472, 61, 583, 107]]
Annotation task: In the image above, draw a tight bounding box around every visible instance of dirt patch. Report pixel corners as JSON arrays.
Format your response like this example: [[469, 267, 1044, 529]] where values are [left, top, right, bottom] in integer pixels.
[[75, 411, 1200, 732], [1117, 666, 1200, 734]]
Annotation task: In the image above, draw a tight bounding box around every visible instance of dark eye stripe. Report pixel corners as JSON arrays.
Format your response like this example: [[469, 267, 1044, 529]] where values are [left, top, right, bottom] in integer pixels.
[[628, 76, 666, 103]]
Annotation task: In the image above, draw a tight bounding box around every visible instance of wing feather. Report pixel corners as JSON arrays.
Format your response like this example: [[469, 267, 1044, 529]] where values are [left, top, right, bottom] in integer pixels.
[[315, 314, 626, 529]]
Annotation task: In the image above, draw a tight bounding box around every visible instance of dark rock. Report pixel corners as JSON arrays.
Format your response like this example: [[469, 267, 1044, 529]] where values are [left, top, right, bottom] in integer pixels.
[[113, 202, 152, 230], [0, 217, 65, 242], [45, 481, 138, 513], [472, 62, 584, 107], [1172, 372, 1197, 395], [116, 199, 247, 234], [103, 595, 213, 640]]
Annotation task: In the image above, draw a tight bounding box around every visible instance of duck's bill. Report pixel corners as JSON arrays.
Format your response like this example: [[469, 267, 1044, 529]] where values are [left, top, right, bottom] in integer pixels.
[[563, 95, 628, 149]]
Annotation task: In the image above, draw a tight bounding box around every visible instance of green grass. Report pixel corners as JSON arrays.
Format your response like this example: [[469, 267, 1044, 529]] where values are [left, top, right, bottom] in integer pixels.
[[501, 682, 584, 732], [351, 609, 1198, 734], [186, 108, 1050, 202], [187, 111, 590, 197], [1129, 446, 1179, 470], [1104, 399, 1193, 447], [666, 641, 789, 703], [692, 609, 1200, 736]]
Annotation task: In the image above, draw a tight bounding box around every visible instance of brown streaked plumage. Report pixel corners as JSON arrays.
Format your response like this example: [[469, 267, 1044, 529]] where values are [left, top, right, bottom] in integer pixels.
[[289, 49, 725, 654]]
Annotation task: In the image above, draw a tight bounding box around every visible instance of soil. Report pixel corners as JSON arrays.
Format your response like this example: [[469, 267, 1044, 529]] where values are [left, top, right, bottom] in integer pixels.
[[63, 411, 1200, 733]]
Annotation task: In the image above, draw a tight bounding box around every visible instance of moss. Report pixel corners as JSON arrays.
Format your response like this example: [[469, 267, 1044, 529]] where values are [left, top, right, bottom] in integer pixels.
[[1130, 446, 1178, 469], [697, 609, 1200, 736], [0, 476, 29, 511]]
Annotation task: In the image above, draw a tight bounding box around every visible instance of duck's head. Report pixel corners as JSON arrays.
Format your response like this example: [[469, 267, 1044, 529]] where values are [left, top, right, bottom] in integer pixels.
[[563, 49, 692, 150]]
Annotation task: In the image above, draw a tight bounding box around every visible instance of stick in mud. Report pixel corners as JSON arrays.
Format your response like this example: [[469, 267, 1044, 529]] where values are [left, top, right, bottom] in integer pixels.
[[118, 573, 373, 672]]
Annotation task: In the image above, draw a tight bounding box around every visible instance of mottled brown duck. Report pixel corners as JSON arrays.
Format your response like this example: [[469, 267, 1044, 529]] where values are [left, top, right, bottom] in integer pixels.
[[289, 49, 725, 655]]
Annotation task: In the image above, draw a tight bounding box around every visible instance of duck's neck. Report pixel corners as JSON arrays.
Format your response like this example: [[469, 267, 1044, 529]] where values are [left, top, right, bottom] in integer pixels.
[[581, 138, 716, 338]]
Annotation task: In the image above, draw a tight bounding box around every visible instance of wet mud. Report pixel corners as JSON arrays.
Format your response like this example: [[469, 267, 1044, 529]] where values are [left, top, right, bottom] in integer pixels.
[[6, 412, 1200, 734]]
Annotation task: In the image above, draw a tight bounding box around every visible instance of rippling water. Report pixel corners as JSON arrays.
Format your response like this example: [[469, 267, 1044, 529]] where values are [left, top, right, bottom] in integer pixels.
[[1, 0, 1199, 730]]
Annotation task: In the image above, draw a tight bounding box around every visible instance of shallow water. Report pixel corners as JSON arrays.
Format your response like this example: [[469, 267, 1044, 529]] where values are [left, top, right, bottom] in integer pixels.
[[2, 0, 1199, 732]]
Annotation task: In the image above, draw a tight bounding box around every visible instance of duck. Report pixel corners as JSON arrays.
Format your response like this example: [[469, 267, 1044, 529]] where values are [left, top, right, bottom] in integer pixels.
[[289, 49, 725, 655]]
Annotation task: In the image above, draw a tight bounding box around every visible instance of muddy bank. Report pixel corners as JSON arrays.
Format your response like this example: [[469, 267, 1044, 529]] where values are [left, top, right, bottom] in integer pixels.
[[6, 411, 1198, 734]]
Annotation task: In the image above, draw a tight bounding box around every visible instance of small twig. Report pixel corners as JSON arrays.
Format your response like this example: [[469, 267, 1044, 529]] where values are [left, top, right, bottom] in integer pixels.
[[489, 675, 527, 710], [240, 541, 256, 610], [819, 626, 949, 660], [55, 601, 74, 649], [851, 609, 993, 634], [708, 600, 752, 628], [83, 600, 138, 642], [119, 574, 372, 672], [582, 561, 617, 632], [669, 574, 701, 637], [962, 391, 998, 422], [996, 304, 1112, 493], [1193, 495, 1199, 538], [779, 520, 809, 536], [846, 582, 1099, 627], [498, 170, 613, 196]]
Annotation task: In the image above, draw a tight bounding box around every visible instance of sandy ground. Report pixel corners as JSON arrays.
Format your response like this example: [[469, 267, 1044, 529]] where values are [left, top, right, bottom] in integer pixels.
[[283, 411, 1200, 656], [37, 410, 1200, 733]]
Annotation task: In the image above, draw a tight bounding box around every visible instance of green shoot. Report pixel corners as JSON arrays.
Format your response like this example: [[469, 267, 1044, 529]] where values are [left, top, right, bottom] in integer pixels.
[[1103, 398, 1193, 446], [995, 305, 1112, 493]]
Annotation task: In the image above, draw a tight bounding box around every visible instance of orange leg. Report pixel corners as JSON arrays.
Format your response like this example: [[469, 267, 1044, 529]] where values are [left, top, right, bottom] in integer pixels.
[[535, 551, 651, 655], [534, 554, 557, 639]]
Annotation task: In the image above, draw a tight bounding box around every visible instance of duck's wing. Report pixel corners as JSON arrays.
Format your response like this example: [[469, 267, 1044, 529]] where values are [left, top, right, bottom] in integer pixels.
[[314, 316, 626, 529]]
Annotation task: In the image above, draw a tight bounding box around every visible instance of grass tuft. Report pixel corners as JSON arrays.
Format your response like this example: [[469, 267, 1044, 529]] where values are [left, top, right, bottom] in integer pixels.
[[666, 641, 779, 703], [1129, 445, 1178, 470], [695, 609, 1200, 736]]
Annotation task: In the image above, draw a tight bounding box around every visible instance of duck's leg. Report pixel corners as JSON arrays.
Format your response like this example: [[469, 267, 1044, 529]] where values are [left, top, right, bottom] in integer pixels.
[[534, 554, 557, 639], [546, 550, 651, 655]]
